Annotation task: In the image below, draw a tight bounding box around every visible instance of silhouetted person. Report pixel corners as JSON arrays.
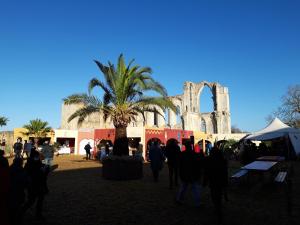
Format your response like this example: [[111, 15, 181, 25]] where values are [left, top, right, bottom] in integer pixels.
[[258, 142, 268, 156], [41, 140, 54, 166], [22, 148, 48, 219], [176, 140, 202, 207], [205, 140, 213, 156], [1, 138, 6, 151], [240, 140, 254, 165], [41, 141, 54, 194], [9, 158, 27, 225], [105, 142, 110, 156], [0, 149, 9, 168], [160, 143, 166, 156], [165, 139, 181, 189], [13, 138, 23, 158], [137, 142, 143, 157], [149, 141, 165, 182], [194, 142, 202, 154], [23, 140, 32, 158], [0, 149, 10, 225], [204, 147, 228, 225], [84, 142, 92, 160], [250, 142, 258, 159], [99, 144, 106, 161]]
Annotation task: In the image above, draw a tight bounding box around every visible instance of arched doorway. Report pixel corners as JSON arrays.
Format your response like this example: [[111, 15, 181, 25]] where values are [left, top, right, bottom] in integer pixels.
[[146, 138, 162, 162]]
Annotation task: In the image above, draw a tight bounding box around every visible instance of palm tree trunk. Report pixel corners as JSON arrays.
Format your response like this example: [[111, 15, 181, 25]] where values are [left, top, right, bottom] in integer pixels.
[[113, 126, 129, 156], [115, 126, 127, 139]]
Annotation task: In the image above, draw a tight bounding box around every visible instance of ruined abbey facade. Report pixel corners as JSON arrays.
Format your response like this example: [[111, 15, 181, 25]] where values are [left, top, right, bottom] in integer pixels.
[[61, 81, 231, 134]]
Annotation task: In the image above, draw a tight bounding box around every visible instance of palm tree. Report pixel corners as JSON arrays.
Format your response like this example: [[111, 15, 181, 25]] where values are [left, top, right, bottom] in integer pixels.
[[64, 54, 176, 156], [23, 119, 52, 144], [0, 116, 8, 127]]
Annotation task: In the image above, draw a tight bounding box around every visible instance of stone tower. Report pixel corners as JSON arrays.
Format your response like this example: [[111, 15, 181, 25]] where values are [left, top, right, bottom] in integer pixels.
[[168, 81, 231, 134]]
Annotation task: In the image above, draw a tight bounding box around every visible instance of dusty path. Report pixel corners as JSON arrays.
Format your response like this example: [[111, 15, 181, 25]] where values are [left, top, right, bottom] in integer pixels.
[[17, 155, 300, 225]]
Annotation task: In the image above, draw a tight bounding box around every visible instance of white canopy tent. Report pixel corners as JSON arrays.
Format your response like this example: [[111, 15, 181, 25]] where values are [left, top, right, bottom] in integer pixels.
[[246, 118, 300, 155]]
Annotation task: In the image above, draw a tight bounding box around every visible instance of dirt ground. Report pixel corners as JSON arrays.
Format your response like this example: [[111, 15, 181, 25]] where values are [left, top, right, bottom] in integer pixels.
[[16, 155, 300, 225]]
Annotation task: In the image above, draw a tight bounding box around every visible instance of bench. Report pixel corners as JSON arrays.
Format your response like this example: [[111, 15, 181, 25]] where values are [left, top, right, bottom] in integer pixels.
[[231, 169, 248, 179], [274, 171, 291, 213], [274, 171, 287, 183]]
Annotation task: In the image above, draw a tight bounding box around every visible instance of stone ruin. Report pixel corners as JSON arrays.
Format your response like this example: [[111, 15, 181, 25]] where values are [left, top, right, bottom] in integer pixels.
[[61, 81, 231, 134]]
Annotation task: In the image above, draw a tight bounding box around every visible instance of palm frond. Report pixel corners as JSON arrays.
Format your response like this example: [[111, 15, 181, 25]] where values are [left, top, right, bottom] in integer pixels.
[[130, 107, 146, 123], [94, 60, 115, 92], [63, 93, 88, 105], [132, 96, 177, 113], [136, 66, 152, 75], [94, 60, 109, 76], [63, 93, 102, 107], [117, 54, 126, 75], [22, 118, 52, 138], [136, 75, 167, 97], [0, 116, 9, 127], [68, 105, 101, 125], [142, 106, 165, 118], [125, 58, 135, 74], [88, 78, 110, 94]]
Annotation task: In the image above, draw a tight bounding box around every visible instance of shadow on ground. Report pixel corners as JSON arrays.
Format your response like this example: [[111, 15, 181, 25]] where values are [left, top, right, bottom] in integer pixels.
[[22, 156, 300, 225]]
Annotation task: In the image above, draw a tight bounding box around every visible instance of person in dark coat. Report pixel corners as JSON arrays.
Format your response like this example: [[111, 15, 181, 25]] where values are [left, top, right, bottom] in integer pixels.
[[0, 149, 10, 225], [149, 140, 165, 182], [176, 140, 202, 207], [23, 140, 32, 158], [165, 139, 181, 189], [105, 142, 110, 156], [9, 157, 27, 225], [13, 138, 23, 158], [204, 146, 228, 225], [22, 148, 48, 219], [84, 142, 92, 160], [0, 149, 9, 168]]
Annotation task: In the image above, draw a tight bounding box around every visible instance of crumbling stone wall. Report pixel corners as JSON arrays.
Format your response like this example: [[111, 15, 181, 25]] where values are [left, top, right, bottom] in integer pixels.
[[61, 81, 231, 134], [167, 81, 231, 133]]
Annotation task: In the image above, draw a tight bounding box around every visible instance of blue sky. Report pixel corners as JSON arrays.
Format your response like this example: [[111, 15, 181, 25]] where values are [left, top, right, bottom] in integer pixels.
[[0, 0, 299, 132]]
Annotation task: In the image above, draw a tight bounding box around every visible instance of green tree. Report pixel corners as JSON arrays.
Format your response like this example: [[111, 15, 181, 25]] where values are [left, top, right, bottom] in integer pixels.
[[231, 125, 242, 133], [23, 119, 52, 142], [0, 116, 9, 127], [64, 54, 176, 155]]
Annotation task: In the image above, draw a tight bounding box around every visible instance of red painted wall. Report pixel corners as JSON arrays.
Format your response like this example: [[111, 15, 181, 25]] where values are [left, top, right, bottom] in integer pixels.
[[94, 129, 115, 143], [145, 129, 165, 144], [165, 129, 182, 143], [165, 128, 193, 144]]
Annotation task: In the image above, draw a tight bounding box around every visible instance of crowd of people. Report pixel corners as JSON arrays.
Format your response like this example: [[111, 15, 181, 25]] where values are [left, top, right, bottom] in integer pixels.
[[238, 138, 293, 165], [148, 138, 228, 225], [0, 138, 54, 225], [1, 136, 229, 225]]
